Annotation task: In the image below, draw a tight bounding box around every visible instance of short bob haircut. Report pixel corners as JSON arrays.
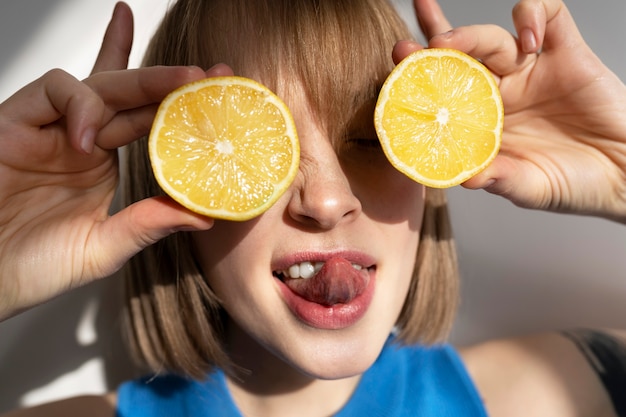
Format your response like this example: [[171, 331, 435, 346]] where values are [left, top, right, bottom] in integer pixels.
[[123, 0, 459, 379]]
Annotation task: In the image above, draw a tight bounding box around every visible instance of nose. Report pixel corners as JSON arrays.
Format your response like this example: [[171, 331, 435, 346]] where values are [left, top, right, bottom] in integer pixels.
[[287, 144, 362, 230]]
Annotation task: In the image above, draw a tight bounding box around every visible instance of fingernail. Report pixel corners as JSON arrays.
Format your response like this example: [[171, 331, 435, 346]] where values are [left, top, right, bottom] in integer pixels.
[[441, 29, 454, 39], [520, 28, 537, 53], [429, 30, 454, 47], [176, 220, 214, 232], [433, 30, 454, 40], [206, 63, 233, 77], [483, 178, 497, 189], [80, 127, 96, 154]]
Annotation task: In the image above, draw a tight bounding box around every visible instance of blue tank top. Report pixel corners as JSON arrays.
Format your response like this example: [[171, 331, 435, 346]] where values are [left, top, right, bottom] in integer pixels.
[[116, 339, 487, 416]]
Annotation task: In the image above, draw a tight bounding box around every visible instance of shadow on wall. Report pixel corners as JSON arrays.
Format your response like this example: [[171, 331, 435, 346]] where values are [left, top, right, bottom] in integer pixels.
[[0, 274, 138, 413], [0, 1, 63, 77]]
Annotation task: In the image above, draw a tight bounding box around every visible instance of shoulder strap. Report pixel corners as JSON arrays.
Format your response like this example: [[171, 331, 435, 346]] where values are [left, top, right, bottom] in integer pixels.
[[562, 329, 626, 417]]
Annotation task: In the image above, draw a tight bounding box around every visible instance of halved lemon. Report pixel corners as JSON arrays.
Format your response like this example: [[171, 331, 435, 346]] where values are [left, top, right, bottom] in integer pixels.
[[374, 48, 503, 188], [149, 76, 299, 221]]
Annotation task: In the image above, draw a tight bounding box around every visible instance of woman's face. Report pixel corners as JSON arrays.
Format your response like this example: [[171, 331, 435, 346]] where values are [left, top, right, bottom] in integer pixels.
[[193, 86, 425, 380]]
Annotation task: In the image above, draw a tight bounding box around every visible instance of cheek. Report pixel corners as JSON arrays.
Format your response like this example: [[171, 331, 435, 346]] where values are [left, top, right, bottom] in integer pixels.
[[191, 220, 259, 297], [359, 165, 425, 229], [340, 147, 424, 224], [365, 167, 424, 281], [386, 174, 425, 221], [192, 230, 269, 335]]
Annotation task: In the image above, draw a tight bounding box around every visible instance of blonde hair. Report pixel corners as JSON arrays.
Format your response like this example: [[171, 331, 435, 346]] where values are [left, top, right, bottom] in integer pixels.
[[123, 0, 459, 379]]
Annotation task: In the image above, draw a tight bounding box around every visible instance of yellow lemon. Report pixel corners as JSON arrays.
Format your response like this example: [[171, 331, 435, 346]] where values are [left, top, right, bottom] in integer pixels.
[[375, 48, 503, 188], [149, 76, 299, 221]]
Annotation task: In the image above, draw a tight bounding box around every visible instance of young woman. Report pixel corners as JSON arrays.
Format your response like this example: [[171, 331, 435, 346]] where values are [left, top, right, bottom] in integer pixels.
[[1, 0, 626, 416]]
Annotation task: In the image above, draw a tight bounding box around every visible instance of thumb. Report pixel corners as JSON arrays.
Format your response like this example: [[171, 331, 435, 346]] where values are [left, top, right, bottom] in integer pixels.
[[392, 40, 425, 65], [92, 196, 213, 276], [461, 154, 547, 210], [462, 152, 521, 194]]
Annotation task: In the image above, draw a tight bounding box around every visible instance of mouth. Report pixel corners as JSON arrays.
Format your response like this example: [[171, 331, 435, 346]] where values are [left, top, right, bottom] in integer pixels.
[[274, 261, 367, 280], [272, 255, 377, 329], [273, 260, 374, 305]]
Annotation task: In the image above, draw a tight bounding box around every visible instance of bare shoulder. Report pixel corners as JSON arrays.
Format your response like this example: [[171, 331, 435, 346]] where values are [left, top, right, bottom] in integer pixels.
[[459, 331, 619, 417], [0, 393, 117, 417]]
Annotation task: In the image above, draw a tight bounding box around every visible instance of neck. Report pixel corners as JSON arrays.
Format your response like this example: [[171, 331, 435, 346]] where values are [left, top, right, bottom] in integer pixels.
[[223, 321, 362, 417]]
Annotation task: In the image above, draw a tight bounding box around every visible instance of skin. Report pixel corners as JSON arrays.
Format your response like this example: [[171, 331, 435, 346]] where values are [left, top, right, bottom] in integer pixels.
[[2, 0, 626, 416], [461, 332, 619, 417], [0, 3, 221, 321], [193, 94, 424, 416], [401, 0, 626, 221]]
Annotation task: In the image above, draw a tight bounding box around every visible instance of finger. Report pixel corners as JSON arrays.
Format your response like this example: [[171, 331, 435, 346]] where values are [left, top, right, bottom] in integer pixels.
[[429, 24, 532, 77], [93, 196, 214, 276], [91, 64, 233, 149], [86, 65, 206, 113], [512, 0, 583, 53], [0, 69, 105, 154], [462, 156, 509, 191], [414, 0, 454, 40], [511, 0, 546, 53], [93, 104, 158, 150], [204, 63, 235, 77], [392, 40, 425, 65], [461, 154, 547, 210], [91, 2, 134, 74]]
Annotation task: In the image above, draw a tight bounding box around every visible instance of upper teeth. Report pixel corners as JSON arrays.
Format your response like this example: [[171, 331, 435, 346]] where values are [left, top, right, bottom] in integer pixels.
[[281, 261, 363, 279]]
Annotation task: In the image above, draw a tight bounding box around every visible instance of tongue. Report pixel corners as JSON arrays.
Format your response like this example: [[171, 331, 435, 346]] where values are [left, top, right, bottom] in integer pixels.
[[284, 257, 370, 306]]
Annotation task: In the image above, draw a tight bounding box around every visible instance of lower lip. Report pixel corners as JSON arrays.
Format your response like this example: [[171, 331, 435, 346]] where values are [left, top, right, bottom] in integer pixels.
[[276, 271, 376, 330]]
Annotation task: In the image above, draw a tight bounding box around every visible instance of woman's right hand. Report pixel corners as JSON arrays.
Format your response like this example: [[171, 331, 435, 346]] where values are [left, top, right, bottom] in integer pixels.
[[0, 2, 229, 321]]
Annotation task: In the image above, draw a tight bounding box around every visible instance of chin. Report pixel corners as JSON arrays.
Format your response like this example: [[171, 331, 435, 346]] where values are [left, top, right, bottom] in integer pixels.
[[293, 351, 380, 381], [277, 323, 392, 380]]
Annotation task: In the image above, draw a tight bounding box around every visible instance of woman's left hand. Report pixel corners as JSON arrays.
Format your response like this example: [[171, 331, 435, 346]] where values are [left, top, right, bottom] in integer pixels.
[[397, 0, 626, 223]]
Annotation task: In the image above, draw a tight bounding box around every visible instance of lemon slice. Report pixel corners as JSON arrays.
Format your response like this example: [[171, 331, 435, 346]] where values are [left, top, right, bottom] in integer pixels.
[[375, 48, 503, 188], [148, 76, 299, 221]]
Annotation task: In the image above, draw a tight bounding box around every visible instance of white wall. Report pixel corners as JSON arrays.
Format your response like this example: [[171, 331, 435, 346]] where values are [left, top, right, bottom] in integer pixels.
[[1, 0, 625, 412], [438, 0, 626, 345]]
